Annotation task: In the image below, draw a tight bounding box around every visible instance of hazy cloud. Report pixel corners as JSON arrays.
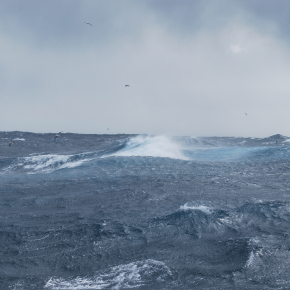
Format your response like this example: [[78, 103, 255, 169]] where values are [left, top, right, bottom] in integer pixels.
[[1, 0, 290, 137]]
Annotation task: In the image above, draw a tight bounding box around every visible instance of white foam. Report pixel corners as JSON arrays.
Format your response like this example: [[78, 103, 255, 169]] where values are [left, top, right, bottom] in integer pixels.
[[23, 154, 70, 171], [4, 154, 91, 174], [113, 135, 188, 160], [283, 139, 290, 143], [45, 277, 109, 290], [45, 259, 172, 290], [59, 159, 90, 169], [245, 251, 255, 267], [13, 138, 25, 141], [180, 203, 213, 214]]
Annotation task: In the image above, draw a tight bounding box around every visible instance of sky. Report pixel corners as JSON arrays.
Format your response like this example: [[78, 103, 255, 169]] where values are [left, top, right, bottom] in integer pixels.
[[1, 0, 290, 137]]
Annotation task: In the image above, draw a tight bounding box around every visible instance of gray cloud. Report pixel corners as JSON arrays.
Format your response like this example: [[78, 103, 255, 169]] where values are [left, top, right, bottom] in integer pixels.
[[1, 1, 290, 137]]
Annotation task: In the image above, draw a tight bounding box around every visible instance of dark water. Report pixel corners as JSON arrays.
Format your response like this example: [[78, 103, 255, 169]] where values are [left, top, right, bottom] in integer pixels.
[[1, 132, 290, 289]]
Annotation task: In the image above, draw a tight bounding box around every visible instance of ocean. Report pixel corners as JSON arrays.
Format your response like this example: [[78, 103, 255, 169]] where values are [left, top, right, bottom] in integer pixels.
[[1, 131, 290, 289]]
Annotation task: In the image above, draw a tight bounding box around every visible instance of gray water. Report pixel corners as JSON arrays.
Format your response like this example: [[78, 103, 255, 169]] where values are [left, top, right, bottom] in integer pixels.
[[1, 132, 290, 289]]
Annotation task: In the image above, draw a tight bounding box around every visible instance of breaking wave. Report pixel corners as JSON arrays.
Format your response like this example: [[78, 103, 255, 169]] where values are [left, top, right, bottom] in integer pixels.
[[113, 135, 188, 160], [3, 153, 93, 174], [3, 134, 290, 175], [112, 134, 290, 162]]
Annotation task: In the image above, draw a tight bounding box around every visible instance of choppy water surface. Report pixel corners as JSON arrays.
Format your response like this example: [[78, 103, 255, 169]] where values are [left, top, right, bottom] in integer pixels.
[[1, 132, 290, 289]]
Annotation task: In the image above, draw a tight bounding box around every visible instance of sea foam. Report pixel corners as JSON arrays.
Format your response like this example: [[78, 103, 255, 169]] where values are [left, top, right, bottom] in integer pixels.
[[3, 154, 91, 174], [113, 135, 188, 160], [180, 203, 213, 214], [45, 259, 172, 290]]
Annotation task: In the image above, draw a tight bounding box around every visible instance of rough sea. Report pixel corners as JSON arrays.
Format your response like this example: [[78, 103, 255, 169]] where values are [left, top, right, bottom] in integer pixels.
[[2, 131, 290, 290]]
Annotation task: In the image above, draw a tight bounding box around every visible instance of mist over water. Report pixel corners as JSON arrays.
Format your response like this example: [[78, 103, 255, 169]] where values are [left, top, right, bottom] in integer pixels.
[[2, 132, 290, 289]]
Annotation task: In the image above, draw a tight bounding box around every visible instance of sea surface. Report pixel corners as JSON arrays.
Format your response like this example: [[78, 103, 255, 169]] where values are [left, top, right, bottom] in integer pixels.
[[1, 132, 290, 289]]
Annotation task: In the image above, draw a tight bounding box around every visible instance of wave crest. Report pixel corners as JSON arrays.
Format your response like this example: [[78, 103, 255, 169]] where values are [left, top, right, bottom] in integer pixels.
[[3, 153, 92, 174], [113, 135, 188, 160]]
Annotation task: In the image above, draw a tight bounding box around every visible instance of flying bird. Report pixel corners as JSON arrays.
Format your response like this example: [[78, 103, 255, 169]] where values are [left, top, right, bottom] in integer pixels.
[[83, 22, 92, 26], [9, 142, 13, 147], [245, 113, 247, 116], [125, 85, 130, 87]]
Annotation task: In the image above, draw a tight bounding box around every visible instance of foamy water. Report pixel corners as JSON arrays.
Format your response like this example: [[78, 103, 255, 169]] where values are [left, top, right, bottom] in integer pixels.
[[113, 135, 188, 160], [45, 259, 172, 290], [180, 203, 213, 214], [3, 154, 92, 173]]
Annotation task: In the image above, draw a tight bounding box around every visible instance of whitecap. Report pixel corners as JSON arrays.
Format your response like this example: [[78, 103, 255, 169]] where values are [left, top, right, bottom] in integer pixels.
[[180, 203, 213, 214], [45, 259, 172, 290], [112, 135, 188, 160], [4, 154, 92, 174], [13, 138, 25, 141]]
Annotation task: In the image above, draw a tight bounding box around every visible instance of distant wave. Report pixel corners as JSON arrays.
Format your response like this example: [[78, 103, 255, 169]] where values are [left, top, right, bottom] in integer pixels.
[[3, 134, 290, 175], [1, 141, 128, 174], [3, 153, 93, 174], [111, 134, 290, 162]]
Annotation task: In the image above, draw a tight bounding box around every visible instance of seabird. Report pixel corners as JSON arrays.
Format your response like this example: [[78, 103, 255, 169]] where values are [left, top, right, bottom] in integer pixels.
[[245, 113, 247, 116], [83, 22, 92, 26], [9, 142, 13, 147], [54, 132, 62, 140], [125, 85, 130, 87]]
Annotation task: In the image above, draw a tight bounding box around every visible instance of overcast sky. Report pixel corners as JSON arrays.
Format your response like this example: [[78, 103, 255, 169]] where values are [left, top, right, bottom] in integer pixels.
[[1, 0, 290, 137]]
